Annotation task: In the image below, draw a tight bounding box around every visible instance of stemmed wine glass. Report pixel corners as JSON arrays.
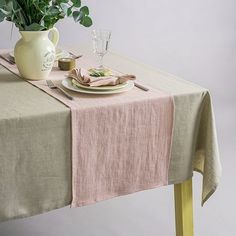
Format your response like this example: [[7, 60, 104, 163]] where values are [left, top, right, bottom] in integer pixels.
[[92, 29, 111, 70]]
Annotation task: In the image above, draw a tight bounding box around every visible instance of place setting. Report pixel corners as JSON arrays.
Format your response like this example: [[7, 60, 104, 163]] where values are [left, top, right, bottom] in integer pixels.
[[55, 29, 149, 98], [63, 68, 136, 95]]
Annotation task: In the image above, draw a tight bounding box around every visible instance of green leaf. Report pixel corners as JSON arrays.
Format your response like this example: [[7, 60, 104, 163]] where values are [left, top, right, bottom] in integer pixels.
[[60, 3, 69, 14], [48, 6, 60, 16], [67, 7, 72, 16], [0, 10, 5, 22], [80, 6, 89, 15], [24, 23, 45, 31], [72, 10, 84, 22], [0, 0, 6, 8], [0, 8, 10, 16], [71, 0, 81, 7], [80, 15, 92, 27]]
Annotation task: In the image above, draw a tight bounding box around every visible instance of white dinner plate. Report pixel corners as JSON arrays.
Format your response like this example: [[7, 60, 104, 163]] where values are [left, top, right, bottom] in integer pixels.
[[9, 48, 70, 61], [72, 79, 128, 91], [62, 78, 134, 95]]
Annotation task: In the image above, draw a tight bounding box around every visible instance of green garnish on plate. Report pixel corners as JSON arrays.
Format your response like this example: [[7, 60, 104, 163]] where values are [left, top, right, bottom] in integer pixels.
[[88, 68, 113, 77]]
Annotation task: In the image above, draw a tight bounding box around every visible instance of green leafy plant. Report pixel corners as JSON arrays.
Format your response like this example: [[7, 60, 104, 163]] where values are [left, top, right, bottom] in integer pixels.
[[0, 0, 92, 31]]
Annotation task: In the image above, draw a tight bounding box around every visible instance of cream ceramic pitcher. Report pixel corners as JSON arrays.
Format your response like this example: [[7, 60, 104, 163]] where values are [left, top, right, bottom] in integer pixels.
[[14, 27, 59, 80]]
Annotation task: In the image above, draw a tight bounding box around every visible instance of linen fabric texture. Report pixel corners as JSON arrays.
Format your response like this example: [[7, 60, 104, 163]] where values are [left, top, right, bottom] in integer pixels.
[[0, 47, 221, 221]]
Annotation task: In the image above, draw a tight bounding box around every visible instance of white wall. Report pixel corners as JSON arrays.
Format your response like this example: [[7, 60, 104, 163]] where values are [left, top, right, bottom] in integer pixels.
[[0, 0, 235, 235]]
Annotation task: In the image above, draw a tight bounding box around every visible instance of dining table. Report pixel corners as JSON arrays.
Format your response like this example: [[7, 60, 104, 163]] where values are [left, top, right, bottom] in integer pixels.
[[0, 46, 222, 236]]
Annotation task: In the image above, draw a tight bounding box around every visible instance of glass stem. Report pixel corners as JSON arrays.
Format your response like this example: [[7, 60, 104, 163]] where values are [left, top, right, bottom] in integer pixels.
[[98, 55, 104, 69]]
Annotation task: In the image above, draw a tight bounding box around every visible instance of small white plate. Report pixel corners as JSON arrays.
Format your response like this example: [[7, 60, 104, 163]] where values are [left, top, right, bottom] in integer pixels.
[[62, 78, 134, 95], [72, 79, 128, 91], [9, 49, 70, 61]]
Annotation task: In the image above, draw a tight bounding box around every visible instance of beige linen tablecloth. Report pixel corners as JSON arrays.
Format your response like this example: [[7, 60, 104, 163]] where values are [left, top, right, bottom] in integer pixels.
[[0, 48, 221, 222]]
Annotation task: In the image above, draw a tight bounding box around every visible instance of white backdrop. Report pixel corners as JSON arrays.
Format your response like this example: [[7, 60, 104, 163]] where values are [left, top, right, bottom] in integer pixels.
[[0, 0, 235, 235]]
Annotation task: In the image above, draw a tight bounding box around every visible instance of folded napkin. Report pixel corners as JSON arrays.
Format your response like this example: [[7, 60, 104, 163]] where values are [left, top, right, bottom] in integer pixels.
[[68, 68, 136, 87]]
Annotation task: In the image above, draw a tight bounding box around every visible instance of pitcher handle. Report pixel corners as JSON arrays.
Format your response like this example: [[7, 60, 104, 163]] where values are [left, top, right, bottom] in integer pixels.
[[49, 27, 59, 48]]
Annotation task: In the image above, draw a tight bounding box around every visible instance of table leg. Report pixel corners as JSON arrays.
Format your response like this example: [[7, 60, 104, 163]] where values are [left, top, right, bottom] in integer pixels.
[[174, 178, 194, 236]]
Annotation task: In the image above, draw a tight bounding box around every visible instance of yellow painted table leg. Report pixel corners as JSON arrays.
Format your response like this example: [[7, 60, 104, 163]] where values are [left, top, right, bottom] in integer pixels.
[[174, 178, 194, 236]]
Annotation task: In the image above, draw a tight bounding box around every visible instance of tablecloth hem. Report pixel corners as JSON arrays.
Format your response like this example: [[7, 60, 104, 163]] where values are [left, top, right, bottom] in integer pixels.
[[0, 200, 71, 223], [71, 182, 168, 208]]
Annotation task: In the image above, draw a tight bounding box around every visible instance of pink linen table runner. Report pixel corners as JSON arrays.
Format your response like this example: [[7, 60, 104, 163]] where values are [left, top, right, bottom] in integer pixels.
[[35, 80, 174, 207], [0, 55, 174, 207]]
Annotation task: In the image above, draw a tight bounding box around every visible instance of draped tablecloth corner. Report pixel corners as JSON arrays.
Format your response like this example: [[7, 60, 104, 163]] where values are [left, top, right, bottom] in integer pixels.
[[193, 91, 222, 206]]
